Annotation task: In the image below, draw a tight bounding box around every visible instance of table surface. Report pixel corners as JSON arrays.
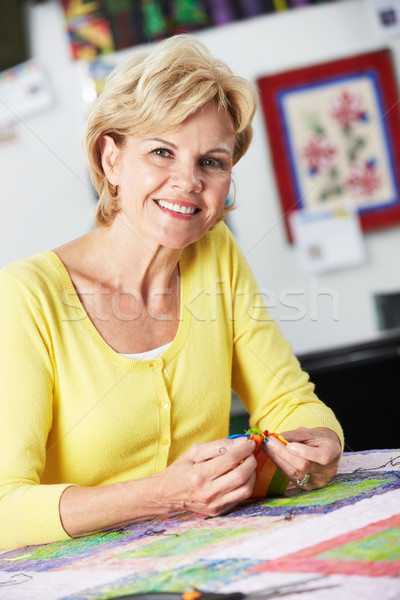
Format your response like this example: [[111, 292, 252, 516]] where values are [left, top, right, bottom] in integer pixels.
[[1, 449, 400, 600]]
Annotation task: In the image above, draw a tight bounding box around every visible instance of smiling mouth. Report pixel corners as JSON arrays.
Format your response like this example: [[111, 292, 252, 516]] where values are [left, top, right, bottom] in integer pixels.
[[154, 199, 199, 215]]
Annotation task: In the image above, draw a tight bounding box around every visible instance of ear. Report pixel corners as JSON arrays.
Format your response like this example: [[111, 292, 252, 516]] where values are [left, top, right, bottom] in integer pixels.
[[98, 135, 119, 186]]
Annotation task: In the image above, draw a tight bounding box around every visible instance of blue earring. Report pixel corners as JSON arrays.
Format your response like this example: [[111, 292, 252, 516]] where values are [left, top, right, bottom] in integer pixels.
[[224, 195, 234, 207]]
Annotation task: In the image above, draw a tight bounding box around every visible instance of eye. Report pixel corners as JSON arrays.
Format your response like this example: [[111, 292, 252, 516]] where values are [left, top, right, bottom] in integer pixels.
[[151, 147, 172, 158], [202, 157, 224, 169]]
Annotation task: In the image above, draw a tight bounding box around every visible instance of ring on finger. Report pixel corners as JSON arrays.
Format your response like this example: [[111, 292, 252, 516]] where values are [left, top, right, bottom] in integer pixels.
[[296, 473, 310, 487]]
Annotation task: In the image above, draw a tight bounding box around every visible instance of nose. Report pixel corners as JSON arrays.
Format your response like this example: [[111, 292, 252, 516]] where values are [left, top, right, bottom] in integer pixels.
[[169, 160, 202, 193]]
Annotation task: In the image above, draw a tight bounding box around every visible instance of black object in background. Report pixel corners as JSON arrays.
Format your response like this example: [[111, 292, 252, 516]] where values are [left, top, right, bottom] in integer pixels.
[[375, 292, 400, 331], [0, 0, 47, 72], [298, 329, 400, 452], [0, 0, 28, 71]]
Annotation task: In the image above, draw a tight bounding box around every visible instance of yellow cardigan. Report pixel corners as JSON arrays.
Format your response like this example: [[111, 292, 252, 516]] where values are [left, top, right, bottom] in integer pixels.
[[0, 223, 343, 549]]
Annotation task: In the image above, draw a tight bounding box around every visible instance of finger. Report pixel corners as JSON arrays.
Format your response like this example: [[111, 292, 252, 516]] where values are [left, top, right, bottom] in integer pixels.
[[262, 435, 312, 482], [190, 437, 255, 464], [194, 470, 257, 517], [265, 437, 339, 489], [264, 431, 341, 490], [202, 439, 257, 481], [201, 456, 257, 514], [181, 438, 256, 489], [216, 452, 257, 488], [282, 428, 341, 453], [286, 439, 339, 467], [184, 453, 257, 516], [263, 434, 306, 468], [267, 428, 336, 467], [280, 427, 316, 443], [214, 470, 257, 514]]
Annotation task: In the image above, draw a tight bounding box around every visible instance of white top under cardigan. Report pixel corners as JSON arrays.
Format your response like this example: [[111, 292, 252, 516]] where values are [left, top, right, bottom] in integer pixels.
[[120, 342, 172, 361]]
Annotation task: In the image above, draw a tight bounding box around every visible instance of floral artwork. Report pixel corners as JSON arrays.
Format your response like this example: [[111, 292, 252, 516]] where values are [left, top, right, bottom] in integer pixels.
[[257, 50, 400, 238], [282, 78, 394, 211]]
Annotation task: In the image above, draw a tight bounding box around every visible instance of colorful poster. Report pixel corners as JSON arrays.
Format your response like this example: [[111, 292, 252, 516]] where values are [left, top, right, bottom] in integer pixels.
[[61, 0, 212, 59], [61, 0, 115, 61], [61, 1, 342, 60]]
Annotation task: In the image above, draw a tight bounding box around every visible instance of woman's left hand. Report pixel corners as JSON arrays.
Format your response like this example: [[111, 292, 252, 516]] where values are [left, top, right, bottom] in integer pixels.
[[261, 427, 342, 490]]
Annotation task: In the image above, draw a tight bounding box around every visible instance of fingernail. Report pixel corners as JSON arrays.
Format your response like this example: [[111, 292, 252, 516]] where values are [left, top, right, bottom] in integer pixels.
[[287, 443, 298, 454]]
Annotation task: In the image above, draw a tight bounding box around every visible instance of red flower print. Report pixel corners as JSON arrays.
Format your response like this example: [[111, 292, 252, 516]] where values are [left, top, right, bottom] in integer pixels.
[[330, 90, 368, 128], [302, 134, 337, 174], [346, 160, 381, 196]]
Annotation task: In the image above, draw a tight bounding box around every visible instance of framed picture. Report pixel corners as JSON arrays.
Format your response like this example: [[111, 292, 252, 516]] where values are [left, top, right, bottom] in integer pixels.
[[257, 49, 400, 240]]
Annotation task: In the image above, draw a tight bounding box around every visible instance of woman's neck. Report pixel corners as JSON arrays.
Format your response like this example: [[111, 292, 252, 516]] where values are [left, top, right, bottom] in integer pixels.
[[61, 221, 182, 298]]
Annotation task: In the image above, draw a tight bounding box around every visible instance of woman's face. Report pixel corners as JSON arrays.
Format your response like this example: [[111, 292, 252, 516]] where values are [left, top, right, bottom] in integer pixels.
[[102, 103, 236, 250]]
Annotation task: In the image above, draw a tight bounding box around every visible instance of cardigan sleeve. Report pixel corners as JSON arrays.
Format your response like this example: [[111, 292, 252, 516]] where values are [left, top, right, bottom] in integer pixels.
[[229, 234, 344, 447], [0, 268, 73, 550]]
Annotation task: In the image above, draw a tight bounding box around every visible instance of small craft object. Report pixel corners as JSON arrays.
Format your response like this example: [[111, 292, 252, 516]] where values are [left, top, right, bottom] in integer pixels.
[[228, 428, 289, 498]]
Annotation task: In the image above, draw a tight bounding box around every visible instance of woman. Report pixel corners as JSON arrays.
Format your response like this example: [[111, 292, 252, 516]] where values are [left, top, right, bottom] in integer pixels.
[[0, 35, 343, 550]]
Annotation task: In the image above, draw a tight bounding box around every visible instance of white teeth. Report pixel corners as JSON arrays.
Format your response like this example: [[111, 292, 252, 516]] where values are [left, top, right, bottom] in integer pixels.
[[156, 200, 196, 214]]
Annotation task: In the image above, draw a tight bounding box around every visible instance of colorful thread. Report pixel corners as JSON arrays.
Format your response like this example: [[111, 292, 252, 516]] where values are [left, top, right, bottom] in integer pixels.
[[227, 428, 289, 498]]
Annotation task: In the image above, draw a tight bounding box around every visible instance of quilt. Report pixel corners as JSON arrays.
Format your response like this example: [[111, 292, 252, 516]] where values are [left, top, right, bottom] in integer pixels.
[[1, 449, 399, 600]]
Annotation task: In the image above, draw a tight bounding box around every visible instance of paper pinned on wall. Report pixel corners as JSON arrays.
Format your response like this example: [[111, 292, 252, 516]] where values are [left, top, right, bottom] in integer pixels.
[[289, 207, 367, 274], [367, 0, 400, 37], [0, 60, 54, 131]]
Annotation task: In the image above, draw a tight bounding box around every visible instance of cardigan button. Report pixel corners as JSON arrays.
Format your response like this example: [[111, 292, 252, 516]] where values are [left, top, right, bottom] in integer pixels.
[[150, 358, 163, 369], [161, 438, 170, 446], [161, 400, 170, 409]]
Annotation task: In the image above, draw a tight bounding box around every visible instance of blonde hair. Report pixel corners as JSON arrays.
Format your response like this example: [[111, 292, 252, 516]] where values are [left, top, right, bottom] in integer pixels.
[[83, 34, 258, 226]]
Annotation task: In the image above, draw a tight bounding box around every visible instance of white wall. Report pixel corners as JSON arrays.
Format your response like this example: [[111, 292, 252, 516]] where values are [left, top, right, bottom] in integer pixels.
[[1, 0, 400, 354], [0, 1, 95, 265]]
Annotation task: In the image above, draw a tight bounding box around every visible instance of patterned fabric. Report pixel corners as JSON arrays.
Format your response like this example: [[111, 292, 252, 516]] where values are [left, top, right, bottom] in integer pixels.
[[1, 449, 399, 599]]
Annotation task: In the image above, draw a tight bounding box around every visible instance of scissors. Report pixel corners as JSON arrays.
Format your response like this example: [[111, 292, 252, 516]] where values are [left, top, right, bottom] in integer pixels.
[[110, 576, 338, 599]]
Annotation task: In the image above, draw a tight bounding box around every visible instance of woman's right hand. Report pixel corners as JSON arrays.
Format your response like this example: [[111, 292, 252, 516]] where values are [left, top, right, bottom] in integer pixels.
[[155, 437, 257, 517], [60, 437, 256, 539]]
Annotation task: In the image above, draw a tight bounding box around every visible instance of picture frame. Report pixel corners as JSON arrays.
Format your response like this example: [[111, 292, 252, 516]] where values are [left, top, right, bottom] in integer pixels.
[[257, 49, 400, 240]]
